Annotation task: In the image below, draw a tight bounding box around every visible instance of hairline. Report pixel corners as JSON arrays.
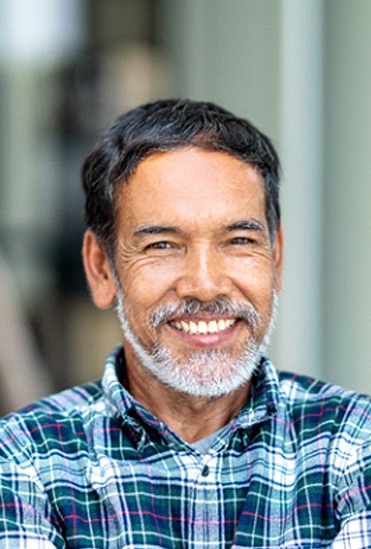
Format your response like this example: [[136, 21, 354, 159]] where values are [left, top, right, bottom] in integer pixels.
[[82, 100, 281, 258]]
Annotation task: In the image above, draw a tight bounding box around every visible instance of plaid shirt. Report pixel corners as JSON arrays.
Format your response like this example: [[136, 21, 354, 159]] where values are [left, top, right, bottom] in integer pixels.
[[0, 346, 371, 548]]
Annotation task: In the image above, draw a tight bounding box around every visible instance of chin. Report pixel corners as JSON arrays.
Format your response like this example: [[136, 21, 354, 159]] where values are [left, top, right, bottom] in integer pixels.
[[131, 336, 261, 399]]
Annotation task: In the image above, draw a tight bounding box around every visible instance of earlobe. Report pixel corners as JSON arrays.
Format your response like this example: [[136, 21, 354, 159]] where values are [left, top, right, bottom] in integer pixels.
[[82, 230, 117, 309], [273, 224, 284, 293]]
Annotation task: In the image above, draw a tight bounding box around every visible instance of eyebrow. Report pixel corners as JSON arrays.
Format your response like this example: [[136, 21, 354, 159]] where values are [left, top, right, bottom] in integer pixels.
[[132, 224, 182, 238], [224, 219, 265, 232], [133, 219, 266, 238]]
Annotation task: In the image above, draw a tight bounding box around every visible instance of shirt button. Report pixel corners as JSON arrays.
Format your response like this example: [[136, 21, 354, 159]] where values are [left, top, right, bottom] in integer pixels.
[[201, 465, 210, 477]]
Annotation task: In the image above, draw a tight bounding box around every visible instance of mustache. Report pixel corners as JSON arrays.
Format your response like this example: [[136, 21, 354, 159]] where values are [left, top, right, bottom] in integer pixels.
[[149, 297, 262, 334]]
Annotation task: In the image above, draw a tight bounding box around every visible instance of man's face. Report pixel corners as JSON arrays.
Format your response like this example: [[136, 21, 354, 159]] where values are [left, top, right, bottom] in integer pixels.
[[112, 147, 283, 398]]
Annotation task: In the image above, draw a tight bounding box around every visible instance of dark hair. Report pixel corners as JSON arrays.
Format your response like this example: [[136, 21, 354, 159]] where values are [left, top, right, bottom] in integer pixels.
[[82, 99, 280, 252]]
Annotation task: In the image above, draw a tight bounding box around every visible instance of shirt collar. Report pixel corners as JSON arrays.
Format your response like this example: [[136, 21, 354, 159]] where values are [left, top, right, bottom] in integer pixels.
[[231, 356, 280, 430], [102, 346, 170, 437], [102, 345, 134, 418]]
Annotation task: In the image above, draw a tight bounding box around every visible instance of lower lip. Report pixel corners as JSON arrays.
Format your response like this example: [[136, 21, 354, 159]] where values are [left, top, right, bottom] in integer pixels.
[[166, 320, 241, 348]]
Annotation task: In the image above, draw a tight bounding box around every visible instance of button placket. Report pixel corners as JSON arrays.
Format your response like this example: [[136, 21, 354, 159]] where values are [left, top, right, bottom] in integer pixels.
[[188, 456, 223, 547]]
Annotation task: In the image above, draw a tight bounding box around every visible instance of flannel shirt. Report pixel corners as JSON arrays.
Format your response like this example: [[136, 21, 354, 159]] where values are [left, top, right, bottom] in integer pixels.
[[0, 345, 371, 548]]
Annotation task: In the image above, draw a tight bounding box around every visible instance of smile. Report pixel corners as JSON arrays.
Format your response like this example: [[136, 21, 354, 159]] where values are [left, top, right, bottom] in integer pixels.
[[170, 318, 237, 335]]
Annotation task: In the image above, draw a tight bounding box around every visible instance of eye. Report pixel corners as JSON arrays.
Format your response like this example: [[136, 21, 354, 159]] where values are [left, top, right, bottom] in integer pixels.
[[229, 236, 255, 246], [145, 241, 172, 250]]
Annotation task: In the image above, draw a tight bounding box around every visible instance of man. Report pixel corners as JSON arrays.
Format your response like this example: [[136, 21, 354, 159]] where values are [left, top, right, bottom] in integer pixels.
[[0, 99, 370, 548]]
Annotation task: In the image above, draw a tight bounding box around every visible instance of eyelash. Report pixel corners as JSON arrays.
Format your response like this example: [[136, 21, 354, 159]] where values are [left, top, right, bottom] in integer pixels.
[[145, 241, 172, 250], [229, 237, 255, 245]]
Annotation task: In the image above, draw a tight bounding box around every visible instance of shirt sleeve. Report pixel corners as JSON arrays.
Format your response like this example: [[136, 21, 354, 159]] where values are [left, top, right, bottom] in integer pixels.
[[0, 456, 65, 548], [332, 438, 371, 548], [0, 420, 65, 549], [331, 510, 371, 549]]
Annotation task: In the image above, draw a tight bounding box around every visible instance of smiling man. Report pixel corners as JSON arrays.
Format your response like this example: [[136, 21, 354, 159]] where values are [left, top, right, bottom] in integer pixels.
[[0, 100, 371, 548], [83, 145, 282, 442]]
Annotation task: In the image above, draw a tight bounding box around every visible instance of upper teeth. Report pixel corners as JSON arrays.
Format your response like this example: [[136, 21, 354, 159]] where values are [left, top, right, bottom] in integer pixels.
[[171, 318, 236, 335]]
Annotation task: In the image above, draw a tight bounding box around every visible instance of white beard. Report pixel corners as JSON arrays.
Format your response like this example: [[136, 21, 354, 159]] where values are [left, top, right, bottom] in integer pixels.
[[115, 288, 278, 399]]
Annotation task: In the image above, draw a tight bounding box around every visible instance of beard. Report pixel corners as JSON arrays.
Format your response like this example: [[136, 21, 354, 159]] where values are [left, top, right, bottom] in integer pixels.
[[114, 286, 278, 399]]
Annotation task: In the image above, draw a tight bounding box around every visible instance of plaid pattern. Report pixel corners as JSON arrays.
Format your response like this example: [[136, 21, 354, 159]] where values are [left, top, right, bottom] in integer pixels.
[[0, 345, 370, 548]]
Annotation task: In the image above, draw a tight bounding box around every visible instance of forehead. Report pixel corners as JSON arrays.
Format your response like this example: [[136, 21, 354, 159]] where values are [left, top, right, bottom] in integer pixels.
[[117, 147, 267, 230]]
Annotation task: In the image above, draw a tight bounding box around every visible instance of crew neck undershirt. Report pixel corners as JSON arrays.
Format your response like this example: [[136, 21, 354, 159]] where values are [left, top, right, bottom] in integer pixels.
[[191, 426, 226, 455]]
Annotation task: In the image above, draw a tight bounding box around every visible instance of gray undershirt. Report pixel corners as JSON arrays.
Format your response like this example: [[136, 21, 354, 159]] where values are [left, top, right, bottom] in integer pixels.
[[191, 426, 226, 455]]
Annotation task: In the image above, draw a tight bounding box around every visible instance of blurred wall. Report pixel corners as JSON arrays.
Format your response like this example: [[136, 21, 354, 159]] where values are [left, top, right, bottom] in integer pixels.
[[159, 0, 371, 393], [323, 0, 371, 392], [0, 0, 371, 413]]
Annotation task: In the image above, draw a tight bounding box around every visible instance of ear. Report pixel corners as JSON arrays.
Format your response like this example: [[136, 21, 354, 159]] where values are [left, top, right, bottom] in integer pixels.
[[273, 224, 284, 293], [82, 230, 117, 309]]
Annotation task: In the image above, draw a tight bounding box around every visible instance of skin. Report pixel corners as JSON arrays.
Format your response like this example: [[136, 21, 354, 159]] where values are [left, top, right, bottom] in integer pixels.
[[83, 147, 283, 442]]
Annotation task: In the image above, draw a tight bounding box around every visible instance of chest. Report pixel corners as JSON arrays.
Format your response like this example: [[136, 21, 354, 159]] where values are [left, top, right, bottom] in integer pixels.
[[45, 440, 336, 548]]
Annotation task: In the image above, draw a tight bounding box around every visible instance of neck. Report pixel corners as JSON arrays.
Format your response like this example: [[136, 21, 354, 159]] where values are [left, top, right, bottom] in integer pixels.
[[122, 345, 252, 443]]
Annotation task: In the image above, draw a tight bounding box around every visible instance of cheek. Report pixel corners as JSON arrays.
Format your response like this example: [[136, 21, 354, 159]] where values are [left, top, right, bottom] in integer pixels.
[[231, 261, 276, 317], [232, 257, 275, 290], [123, 263, 178, 313]]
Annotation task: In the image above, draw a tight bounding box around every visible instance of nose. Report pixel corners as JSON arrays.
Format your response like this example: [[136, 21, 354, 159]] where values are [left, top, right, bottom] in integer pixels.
[[175, 246, 232, 302]]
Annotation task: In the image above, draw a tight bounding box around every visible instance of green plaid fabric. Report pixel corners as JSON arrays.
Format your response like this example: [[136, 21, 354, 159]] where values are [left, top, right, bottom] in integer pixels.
[[0, 345, 370, 548]]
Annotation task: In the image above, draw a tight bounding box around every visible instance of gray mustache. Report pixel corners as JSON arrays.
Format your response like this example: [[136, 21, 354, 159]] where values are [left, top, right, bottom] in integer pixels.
[[149, 298, 262, 334]]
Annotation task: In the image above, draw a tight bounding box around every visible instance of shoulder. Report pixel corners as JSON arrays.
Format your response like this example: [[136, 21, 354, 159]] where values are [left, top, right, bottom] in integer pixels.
[[277, 370, 371, 444], [20, 379, 104, 414], [277, 369, 371, 412], [0, 381, 104, 461]]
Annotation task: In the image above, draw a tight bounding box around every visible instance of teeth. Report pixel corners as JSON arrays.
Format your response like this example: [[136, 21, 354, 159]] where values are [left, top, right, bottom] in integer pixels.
[[208, 320, 218, 333], [198, 321, 207, 335], [189, 321, 198, 334], [181, 321, 190, 333], [171, 318, 236, 335], [218, 319, 227, 331]]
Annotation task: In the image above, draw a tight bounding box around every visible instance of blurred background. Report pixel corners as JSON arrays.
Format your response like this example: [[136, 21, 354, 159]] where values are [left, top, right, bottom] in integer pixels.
[[0, 0, 370, 415]]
